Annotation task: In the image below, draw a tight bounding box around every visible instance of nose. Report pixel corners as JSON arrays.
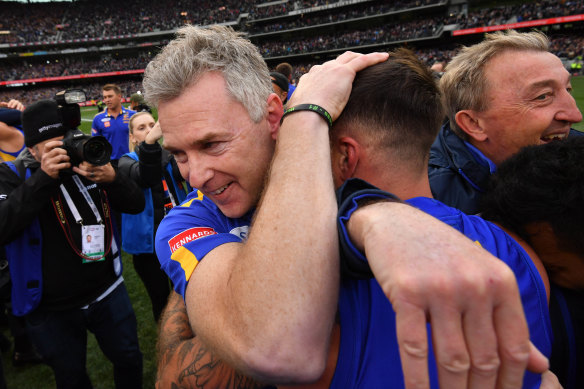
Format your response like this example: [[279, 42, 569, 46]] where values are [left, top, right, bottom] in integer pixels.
[[185, 154, 214, 191], [557, 92, 583, 124]]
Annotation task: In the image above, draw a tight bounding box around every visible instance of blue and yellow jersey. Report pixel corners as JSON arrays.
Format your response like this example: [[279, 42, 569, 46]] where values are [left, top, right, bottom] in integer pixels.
[[91, 107, 136, 160], [155, 189, 252, 298], [0, 126, 25, 162], [333, 197, 552, 389]]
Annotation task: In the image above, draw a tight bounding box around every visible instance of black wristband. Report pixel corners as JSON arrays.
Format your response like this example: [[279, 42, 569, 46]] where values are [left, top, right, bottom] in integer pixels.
[[280, 104, 333, 129]]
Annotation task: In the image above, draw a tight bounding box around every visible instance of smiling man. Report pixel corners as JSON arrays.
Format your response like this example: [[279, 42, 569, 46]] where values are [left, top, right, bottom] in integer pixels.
[[144, 25, 549, 388], [429, 30, 583, 215]]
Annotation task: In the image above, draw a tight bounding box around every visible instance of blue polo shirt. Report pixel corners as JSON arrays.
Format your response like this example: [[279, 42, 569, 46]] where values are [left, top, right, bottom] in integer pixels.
[[91, 107, 136, 160]]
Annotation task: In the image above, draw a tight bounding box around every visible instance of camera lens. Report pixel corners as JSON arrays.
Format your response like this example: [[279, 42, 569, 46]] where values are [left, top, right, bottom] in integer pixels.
[[83, 137, 112, 166]]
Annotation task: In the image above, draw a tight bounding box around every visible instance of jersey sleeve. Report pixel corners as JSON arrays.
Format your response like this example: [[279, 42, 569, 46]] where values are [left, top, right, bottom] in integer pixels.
[[155, 190, 243, 298]]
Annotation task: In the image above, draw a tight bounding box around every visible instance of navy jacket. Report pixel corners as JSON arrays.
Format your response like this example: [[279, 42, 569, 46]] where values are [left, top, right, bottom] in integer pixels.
[[428, 121, 583, 215]]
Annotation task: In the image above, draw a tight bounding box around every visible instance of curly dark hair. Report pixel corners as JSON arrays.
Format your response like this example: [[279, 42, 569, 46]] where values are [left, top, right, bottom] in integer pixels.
[[481, 136, 584, 257]]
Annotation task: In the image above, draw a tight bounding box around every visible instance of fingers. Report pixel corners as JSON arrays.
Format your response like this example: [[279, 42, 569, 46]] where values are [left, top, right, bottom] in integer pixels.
[[526, 342, 549, 374], [463, 303, 499, 389], [40, 144, 70, 179], [286, 51, 388, 121], [493, 283, 533, 389], [7, 99, 25, 111], [336, 51, 390, 71], [73, 162, 116, 183], [539, 370, 562, 389], [430, 305, 470, 389], [395, 302, 430, 389], [0, 99, 25, 111]]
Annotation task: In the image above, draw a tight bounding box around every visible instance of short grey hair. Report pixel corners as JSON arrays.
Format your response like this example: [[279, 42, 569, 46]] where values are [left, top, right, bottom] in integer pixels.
[[440, 30, 550, 140], [143, 25, 272, 123]]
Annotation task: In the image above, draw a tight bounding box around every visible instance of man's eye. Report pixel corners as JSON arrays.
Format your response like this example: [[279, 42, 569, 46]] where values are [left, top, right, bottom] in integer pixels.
[[204, 142, 219, 150], [172, 152, 187, 163], [535, 93, 550, 101]]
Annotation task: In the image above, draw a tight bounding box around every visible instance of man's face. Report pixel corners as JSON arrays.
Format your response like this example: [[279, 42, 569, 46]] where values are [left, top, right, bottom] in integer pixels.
[[158, 72, 276, 219], [102, 89, 122, 111], [470, 50, 582, 166], [29, 135, 64, 162]]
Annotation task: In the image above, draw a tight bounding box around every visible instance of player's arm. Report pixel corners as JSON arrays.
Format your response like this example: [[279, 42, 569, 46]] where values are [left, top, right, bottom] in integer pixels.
[[181, 52, 390, 383], [156, 292, 266, 389], [345, 200, 548, 389]]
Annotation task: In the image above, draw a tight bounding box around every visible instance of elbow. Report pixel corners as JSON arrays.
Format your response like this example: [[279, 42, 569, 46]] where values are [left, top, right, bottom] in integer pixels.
[[239, 341, 328, 384]]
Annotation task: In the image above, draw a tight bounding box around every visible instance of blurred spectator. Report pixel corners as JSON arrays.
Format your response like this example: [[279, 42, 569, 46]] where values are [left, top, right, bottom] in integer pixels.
[[118, 114, 191, 322]]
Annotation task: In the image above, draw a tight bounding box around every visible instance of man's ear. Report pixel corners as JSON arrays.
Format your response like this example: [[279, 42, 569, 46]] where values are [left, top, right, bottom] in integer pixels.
[[28, 146, 38, 160], [333, 136, 360, 182], [266, 93, 284, 140], [455, 110, 488, 142]]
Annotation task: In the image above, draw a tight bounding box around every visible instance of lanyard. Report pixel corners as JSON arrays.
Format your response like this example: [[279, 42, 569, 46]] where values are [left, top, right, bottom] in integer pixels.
[[60, 175, 103, 225]]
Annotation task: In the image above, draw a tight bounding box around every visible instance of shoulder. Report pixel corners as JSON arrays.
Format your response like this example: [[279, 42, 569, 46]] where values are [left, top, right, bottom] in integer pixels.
[[124, 107, 137, 116], [155, 190, 250, 297]]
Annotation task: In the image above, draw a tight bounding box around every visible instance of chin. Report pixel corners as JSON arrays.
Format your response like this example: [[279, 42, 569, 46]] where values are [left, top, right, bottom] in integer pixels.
[[219, 203, 250, 219]]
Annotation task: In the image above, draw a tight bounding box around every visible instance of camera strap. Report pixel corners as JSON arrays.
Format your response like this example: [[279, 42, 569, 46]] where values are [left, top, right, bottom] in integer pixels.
[[60, 175, 103, 224], [51, 176, 113, 262]]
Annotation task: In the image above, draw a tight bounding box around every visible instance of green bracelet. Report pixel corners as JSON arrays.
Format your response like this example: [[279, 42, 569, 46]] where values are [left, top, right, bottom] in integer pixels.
[[280, 104, 333, 130]]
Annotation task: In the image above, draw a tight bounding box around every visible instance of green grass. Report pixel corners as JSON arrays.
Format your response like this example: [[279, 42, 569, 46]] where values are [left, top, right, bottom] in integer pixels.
[[571, 76, 584, 132], [1, 253, 159, 388]]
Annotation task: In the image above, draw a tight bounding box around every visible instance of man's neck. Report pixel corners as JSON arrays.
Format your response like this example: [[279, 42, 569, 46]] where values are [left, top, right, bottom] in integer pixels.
[[360, 161, 433, 201], [108, 106, 122, 117]]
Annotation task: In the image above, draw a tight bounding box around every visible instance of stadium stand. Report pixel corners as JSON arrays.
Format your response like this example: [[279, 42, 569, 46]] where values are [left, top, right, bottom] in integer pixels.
[[0, 0, 583, 104]]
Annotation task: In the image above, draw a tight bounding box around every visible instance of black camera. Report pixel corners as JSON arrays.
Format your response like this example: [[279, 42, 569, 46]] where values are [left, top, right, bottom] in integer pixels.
[[55, 90, 112, 166]]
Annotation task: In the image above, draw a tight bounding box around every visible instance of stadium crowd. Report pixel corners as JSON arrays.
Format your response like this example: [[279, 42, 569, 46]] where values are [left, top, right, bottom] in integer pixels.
[[1, 0, 583, 44], [0, 31, 581, 104], [0, 0, 584, 385]]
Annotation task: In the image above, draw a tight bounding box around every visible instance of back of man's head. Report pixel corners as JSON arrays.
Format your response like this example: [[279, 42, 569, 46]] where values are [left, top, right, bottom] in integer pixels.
[[143, 25, 272, 123], [481, 136, 584, 257], [275, 62, 293, 80], [440, 30, 549, 140], [333, 48, 443, 169]]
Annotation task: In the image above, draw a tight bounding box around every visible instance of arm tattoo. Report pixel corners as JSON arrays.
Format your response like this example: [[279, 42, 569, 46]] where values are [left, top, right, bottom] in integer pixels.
[[157, 292, 267, 389]]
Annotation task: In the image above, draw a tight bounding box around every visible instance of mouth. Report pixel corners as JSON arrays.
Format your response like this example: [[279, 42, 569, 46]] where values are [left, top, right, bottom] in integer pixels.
[[541, 132, 568, 142], [209, 182, 232, 196]]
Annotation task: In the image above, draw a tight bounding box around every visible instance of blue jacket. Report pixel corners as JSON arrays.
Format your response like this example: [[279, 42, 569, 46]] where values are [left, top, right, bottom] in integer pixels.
[[3, 162, 43, 316], [428, 121, 583, 215], [121, 151, 190, 254]]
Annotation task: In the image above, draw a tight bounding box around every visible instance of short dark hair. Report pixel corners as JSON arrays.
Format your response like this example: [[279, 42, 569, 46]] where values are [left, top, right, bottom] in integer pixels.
[[102, 84, 122, 95], [332, 48, 443, 168], [481, 137, 584, 257], [275, 62, 293, 79]]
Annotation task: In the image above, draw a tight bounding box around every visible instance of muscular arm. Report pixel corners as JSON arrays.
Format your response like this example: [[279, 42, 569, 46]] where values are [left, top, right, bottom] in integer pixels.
[[182, 53, 389, 383], [346, 201, 548, 388], [157, 292, 265, 389]]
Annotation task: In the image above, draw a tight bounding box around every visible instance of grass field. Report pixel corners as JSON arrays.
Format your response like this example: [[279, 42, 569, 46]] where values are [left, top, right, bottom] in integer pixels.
[[570, 76, 584, 131], [2, 76, 584, 389]]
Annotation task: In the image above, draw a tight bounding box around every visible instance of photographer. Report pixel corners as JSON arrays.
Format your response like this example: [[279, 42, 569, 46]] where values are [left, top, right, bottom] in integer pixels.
[[0, 97, 144, 389]]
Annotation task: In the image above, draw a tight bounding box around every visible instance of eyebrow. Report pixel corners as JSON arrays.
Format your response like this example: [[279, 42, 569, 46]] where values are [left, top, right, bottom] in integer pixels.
[[162, 131, 227, 151]]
